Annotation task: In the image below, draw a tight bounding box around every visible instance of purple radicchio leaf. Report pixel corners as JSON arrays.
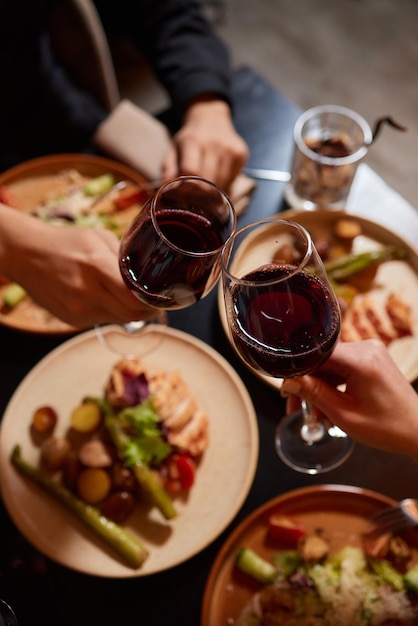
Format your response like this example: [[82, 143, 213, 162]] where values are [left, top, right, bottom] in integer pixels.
[[123, 372, 149, 406]]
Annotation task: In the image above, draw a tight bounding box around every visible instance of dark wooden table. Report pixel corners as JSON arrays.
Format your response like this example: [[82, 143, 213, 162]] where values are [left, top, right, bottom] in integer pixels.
[[1, 67, 418, 626]]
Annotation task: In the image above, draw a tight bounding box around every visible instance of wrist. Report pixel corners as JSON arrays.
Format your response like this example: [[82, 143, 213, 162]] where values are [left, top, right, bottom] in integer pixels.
[[183, 95, 231, 122]]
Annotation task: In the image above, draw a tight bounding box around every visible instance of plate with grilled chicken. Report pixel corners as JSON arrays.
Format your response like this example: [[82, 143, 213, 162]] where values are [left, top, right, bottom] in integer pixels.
[[218, 208, 418, 388], [0, 325, 258, 577]]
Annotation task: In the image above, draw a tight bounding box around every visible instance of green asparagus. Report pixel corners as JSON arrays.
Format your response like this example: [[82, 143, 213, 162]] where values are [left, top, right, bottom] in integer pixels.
[[324, 246, 407, 282], [236, 547, 276, 584], [105, 415, 177, 520], [11, 445, 149, 569], [83, 174, 116, 196]]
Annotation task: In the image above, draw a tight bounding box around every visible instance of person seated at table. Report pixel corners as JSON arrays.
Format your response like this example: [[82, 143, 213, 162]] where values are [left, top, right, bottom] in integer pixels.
[[1, 0, 248, 189], [281, 339, 418, 462], [0, 0, 248, 329]]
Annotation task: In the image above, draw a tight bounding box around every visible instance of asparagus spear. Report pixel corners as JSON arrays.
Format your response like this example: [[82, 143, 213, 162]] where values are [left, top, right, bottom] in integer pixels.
[[236, 547, 276, 584], [324, 246, 407, 281], [105, 415, 177, 520], [11, 445, 149, 569]]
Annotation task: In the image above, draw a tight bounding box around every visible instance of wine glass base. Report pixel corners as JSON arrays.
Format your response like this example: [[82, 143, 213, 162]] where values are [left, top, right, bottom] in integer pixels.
[[275, 410, 354, 475]]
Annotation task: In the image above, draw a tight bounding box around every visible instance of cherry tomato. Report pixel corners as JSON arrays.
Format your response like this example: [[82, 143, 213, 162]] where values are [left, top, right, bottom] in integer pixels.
[[176, 454, 196, 489], [165, 453, 196, 492], [267, 514, 306, 544]]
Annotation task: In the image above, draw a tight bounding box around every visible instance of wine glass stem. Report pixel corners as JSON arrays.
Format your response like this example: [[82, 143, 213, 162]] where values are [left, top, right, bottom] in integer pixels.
[[300, 400, 326, 444]]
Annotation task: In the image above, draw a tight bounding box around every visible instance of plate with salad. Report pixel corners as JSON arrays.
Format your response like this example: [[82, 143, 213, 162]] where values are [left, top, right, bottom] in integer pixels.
[[0, 153, 153, 335], [218, 209, 418, 387], [201, 484, 418, 625], [0, 325, 258, 577]]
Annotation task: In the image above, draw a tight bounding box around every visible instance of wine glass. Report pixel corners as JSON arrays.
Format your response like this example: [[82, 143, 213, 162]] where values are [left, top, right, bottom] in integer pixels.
[[221, 217, 353, 474], [97, 176, 236, 355]]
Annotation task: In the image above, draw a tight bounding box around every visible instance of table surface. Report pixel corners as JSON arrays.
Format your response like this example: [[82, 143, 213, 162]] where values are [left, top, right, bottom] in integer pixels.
[[1, 66, 418, 626]]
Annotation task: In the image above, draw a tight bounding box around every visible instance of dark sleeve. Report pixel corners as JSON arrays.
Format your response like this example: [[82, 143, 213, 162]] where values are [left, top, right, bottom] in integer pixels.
[[95, 0, 233, 110]]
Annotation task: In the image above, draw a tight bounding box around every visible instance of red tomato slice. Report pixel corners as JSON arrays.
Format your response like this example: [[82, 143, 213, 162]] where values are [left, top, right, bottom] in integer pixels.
[[267, 514, 306, 544], [114, 187, 150, 211], [164, 453, 196, 492], [175, 454, 195, 489]]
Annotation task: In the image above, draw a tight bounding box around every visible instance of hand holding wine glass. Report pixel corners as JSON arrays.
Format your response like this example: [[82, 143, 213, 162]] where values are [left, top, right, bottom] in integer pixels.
[[221, 217, 353, 473], [98, 176, 236, 355]]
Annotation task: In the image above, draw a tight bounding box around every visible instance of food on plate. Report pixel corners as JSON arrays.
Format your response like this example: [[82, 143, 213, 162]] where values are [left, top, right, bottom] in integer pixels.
[[341, 292, 414, 343], [11, 445, 149, 569], [29, 171, 150, 231], [31, 405, 58, 434], [267, 513, 306, 545], [2, 283, 27, 309], [301, 217, 414, 347], [70, 401, 102, 433], [1, 169, 151, 230], [40, 436, 71, 472], [11, 356, 208, 565], [0, 168, 152, 323], [105, 358, 209, 457], [234, 515, 418, 625]]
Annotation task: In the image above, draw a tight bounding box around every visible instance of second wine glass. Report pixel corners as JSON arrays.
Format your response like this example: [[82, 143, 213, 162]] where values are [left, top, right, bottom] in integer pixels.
[[221, 217, 353, 474]]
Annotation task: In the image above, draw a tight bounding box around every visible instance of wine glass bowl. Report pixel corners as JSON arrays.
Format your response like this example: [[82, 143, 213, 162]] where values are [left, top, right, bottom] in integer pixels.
[[221, 217, 353, 474], [119, 176, 236, 310]]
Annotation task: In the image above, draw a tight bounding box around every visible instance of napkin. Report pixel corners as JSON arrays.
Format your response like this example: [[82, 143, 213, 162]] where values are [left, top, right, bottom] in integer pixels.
[[92, 99, 256, 215]]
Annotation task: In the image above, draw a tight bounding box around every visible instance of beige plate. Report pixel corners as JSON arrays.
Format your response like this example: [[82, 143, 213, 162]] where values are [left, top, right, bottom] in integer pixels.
[[0, 153, 148, 335], [201, 484, 418, 626], [218, 208, 418, 389], [0, 326, 258, 578]]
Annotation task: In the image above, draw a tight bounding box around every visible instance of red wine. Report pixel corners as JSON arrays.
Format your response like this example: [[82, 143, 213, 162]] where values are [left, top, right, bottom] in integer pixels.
[[230, 264, 340, 378], [120, 207, 225, 309]]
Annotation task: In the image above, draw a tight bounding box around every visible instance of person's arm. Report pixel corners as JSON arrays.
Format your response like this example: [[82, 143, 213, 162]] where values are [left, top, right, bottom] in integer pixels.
[[281, 339, 418, 462], [95, 0, 249, 188], [99, 0, 232, 108], [0, 204, 154, 328]]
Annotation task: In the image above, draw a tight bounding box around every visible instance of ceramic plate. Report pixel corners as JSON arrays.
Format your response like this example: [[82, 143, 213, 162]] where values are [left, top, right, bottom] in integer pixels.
[[218, 208, 418, 389], [0, 153, 149, 335], [0, 326, 258, 578], [201, 484, 418, 625]]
